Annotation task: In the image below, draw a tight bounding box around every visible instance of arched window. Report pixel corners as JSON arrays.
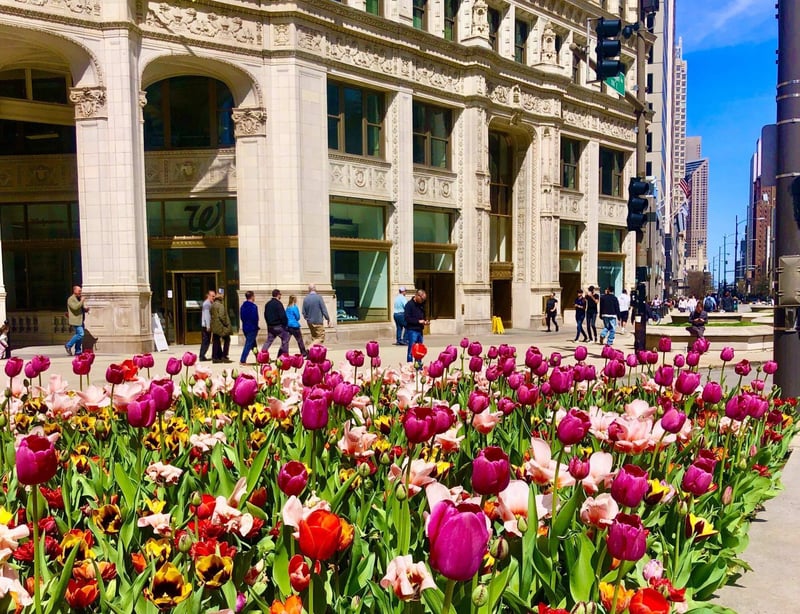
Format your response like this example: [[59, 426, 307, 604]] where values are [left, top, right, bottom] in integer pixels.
[[143, 76, 234, 150]]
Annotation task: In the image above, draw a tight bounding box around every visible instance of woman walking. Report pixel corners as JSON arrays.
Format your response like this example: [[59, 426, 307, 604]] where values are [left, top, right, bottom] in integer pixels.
[[286, 295, 308, 357]]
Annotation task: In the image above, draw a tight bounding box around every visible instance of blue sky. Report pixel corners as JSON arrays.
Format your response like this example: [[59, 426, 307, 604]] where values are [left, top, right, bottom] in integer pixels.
[[676, 0, 777, 285]]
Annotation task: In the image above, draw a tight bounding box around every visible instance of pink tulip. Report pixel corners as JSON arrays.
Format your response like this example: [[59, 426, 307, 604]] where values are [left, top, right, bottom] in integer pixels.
[[127, 394, 156, 428], [182, 352, 197, 367], [345, 349, 365, 368], [4, 357, 23, 378], [524, 348, 543, 370], [468, 356, 484, 373], [720, 347, 735, 362], [660, 408, 687, 434], [402, 406, 436, 444], [681, 461, 713, 497], [674, 371, 700, 395], [556, 408, 591, 445], [574, 346, 588, 362], [467, 390, 490, 414], [653, 365, 674, 387], [427, 500, 490, 582], [231, 374, 259, 408], [72, 354, 92, 376], [579, 493, 619, 528], [467, 342, 482, 357], [427, 360, 445, 379], [365, 341, 380, 358], [472, 411, 502, 435], [16, 434, 58, 485], [657, 337, 671, 353], [301, 387, 329, 430], [380, 555, 436, 601], [763, 360, 778, 375]]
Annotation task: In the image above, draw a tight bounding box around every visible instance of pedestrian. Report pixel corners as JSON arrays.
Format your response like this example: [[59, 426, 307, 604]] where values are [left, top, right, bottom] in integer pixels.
[[585, 285, 599, 341], [685, 300, 708, 349], [302, 284, 330, 345], [263, 289, 290, 357], [286, 295, 308, 357], [721, 290, 735, 313], [0, 322, 9, 359], [703, 293, 716, 313], [598, 286, 620, 347], [393, 286, 408, 345], [239, 291, 259, 365], [573, 290, 588, 342], [65, 285, 90, 356], [210, 293, 232, 364], [403, 289, 429, 362], [545, 292, 559, 332], [687, 295, 698, 313], [199, 289, 215, 361], [617, 288, 631, 334]]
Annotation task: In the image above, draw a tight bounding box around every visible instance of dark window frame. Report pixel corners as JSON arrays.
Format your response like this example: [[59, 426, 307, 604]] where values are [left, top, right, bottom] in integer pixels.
[[413, 0, 427, 30], [444, 0, 460, 41], [599, 146, 625, 197], [327, 81, 386, 158], [488, 8, 501, 51], [560, 137, 582, 191], [514, 19, 528, 63], [412, 101, 453, 169]]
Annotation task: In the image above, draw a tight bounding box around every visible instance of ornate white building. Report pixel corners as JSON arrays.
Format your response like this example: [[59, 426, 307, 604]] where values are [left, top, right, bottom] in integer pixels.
[[0, 0, 638, 352]]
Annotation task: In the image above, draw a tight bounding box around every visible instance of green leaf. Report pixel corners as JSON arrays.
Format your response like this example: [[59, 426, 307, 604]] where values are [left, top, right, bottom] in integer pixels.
[[568, 533, 596, 603], [115, 463, 137, 508], [272, 544, 291, 597], [44, 538, 82, 614]]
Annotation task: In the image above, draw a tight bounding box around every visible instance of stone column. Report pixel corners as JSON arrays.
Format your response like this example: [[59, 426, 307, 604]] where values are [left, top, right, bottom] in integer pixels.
[[393, 87, 415, 292], [70, 31, 152, 354]]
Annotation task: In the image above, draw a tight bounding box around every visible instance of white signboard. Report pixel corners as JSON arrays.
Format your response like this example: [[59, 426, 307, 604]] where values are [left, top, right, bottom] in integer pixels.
[[152, 314, 169, 352]]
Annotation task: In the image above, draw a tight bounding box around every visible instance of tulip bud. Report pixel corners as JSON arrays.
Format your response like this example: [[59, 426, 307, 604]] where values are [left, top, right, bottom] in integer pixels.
[[490, 536, 509, 561], [94, 420, 109, 439], [190, 491, 203, 507], [350, 597, 361, 611], [395, 483, 408, 501], [571, 603, 599, 614], [471, 584, 489, 607], [177, 532, 194, 554], [0, 414, 6, 428], [721, 485, 733, 506], [516, 516, 528, 534], [357, 462, 371, 478], [379, 452, 391, 466]]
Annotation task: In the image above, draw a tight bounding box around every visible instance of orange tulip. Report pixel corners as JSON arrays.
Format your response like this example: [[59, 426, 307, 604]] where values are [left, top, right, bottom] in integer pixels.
[[270, 595, 303, 614], [297, 509, 342, 561]]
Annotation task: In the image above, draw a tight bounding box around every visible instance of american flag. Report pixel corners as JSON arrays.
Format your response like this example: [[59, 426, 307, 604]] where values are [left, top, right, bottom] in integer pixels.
[[679, 177, 692, 201]]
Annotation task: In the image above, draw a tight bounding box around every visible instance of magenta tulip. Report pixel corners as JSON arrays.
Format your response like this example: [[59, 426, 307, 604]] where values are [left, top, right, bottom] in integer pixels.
[[331, 382, 358, 407], [701, 382, 723, 404], [277, 460, 308, 496], [720, 347, 735, 362], [675, 371, 701, 395], [165, 357, 182, 376], [365, 341, 380, 358], [182, 352, 197, 367], [549, 367, 573, 394], [673, 353, 686, 368], [30, 355, 50, 375], [507, 372, 524, 390], [432, 405, 456, 434], [127, 394, 156, 428], [4, 357, 23, 378], [137, 353, 155, 369], [467, 390, 490, 414], [516, 384, 539, 406], [657, 337, 672, 353], [24, 362, 37, 379], [549, 352, 562, 367], [654, 365, 675, 387], [692, 337, 710, 354], [427, 360, 445, 379], [661, 408, 687, 433], [602, 360, 626, 380], [16, 434, 58, 485], [568, 456, 591, 480], [232, 374, 259, 408], [345, 350, 365, 368], [607, 513, 647, 561], [626, 353, 639, 368], [149, 378, 174, 412], [306, 345, 327, 364], [557, 408, 591, 445], [686, 351, 700, 367], [524, 348, 543, 370], [459, 337, 470, 349], [734, 359, 751, 376], [763, 360, 778, 375], [71, 354, 92, 376], [681, 462, 713, 497], [471, 447, 510, 496], [485, 364, 502, 381], [725, 395, 748, 421], [746, 395, 768, 419], [256, 350, 270, 364], [611, 464, 649, 508], [468, 356, 484, 373], [301, 364, 323, 387], [574, 345, 588, 362], [533, 361, 549, 378], [301, 387, 329, 430], [467, 342, 482, 357], [497, 396, 517, 416], [402, 406, 436, 443], [427, 500, 490, 581], [500, 357, 516, 377], [105, 364, 125, 385], [487, 346, 499, 360], [600, 345, 616, 360]]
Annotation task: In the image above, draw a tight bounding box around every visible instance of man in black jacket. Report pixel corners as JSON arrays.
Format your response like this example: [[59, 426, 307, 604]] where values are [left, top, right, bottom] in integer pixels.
[[261, 289, 290, 357], [403, 289, 429, 363], [598, 286, 621, 347]]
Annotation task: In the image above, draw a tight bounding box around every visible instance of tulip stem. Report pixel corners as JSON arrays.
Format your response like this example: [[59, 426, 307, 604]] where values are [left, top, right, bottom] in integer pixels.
[[441, 579, 456, 614], [30, 488, 43, 614], [608, 561, 625, 614]]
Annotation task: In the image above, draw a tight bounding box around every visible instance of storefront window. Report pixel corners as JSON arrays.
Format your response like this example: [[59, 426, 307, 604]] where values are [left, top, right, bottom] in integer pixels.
[[414, 208, 456, 319], [559, 222, 583, 302], [147, 199, 237, 237], [330, 202, 384, 240], [598, 260, 623, 294], [414, 210, 451, 243], [331, 250, 389, 322], [598, 225, 624, 294]]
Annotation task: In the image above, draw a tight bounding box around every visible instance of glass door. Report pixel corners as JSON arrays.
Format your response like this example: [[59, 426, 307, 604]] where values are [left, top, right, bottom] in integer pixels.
[[173, 272, 217, 345]]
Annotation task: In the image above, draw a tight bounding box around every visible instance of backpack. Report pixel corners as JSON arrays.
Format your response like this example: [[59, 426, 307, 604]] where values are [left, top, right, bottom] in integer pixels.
[[703, 297, 715, 312]]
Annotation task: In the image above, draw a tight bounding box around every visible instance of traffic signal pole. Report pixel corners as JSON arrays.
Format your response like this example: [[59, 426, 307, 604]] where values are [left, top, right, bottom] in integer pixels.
[[774, 0, 800, 397], [633, 2, 649, 352]]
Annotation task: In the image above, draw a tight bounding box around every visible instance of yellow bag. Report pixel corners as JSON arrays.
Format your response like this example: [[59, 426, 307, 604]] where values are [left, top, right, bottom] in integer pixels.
[[491, 316, 505, 334]]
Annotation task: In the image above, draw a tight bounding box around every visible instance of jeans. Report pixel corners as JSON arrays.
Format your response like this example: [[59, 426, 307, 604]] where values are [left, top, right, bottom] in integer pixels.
[[262, 325, 290, 357], [405, 329, 423, 362], [575, 316, 587, 341], [599, 316, 617, 346], [67, 325, 85, 355], [239, 330, 258, 363], [287, 327, 307, 355], [212, 334, 230, 361], [546, 312, 558, 331], [393, 312, 407, 344], [199, 328, 212, 359], [586, 312, 598, 340]]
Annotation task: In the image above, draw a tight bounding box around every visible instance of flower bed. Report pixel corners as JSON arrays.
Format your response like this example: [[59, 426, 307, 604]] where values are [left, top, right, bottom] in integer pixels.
[[0, 337, 797, 614]]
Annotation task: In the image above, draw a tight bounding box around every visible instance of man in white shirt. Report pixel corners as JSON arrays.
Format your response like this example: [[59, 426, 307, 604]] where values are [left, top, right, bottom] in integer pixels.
[[393, 287, 409, 345], [617, 289, 631, 334], [199, 290, 215, 361]]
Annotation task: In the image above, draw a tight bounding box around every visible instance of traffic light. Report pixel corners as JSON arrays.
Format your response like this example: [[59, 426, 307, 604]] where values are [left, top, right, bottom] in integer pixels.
[[626, 177, 652, 232], [595, 17, 624, 80]]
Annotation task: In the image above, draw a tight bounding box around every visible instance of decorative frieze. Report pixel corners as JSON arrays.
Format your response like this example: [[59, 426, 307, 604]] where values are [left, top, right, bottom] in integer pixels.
[[10, 0, 100, 17], [144, 150, 236, 193], [329, 157, 390, 200], [69, 86, 106, 119], [231, 107, 267, 138], [488, 83, 560, 117], [143, 1, 261, 48], [556, 192, 588, 220], [598, 198, 627, 225], [0, 155, 77, 195], [562, 104, 636, 142], [413, 170, 457, 207]]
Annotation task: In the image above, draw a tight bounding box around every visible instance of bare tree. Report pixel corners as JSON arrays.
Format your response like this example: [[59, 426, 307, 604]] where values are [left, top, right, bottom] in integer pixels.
[[686, 270, 711, 298]]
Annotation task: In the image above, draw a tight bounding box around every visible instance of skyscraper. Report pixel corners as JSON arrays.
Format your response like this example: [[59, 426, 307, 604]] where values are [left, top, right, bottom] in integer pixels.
[[670, 38, 689, 290], [685, 146, 709, 274], [747, 126, 777, 296]]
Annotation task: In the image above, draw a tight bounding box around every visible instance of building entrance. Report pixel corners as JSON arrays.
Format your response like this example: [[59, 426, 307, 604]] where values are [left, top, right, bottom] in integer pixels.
[[172, 271, 217, 345]]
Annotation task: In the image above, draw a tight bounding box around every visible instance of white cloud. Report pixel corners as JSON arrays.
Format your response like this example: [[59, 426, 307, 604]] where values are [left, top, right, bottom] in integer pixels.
[[678, 0, 775, 52]]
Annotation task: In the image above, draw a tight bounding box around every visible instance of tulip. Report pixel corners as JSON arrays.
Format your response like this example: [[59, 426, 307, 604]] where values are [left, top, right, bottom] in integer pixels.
[[763, 360, 778, 375], [427, 360, 445, 379], [568, 456, 591, 480], [165, 357, 182, 376], [460, 337, 470, 349], [549, 352, 562, 367], [574, 345, 588, 362], [431, 405, 455, 434], [611, 464, 649, 508], [507, 372, 524, 390], [516, 384, 539, 406], [653, 366, 674, 387], [602, 360, 626, 380], [136, 354, 155, 369], [500, 357, 516, 377], [685, 351, 700, 367], [674, 371, 700, 396], [485, 365, 502, 382], [72, 354, 92, 376], [497, 397, 517, 416], [471, 447, 510, 496], [467, 390, 490, 414], [298, 509, 342, 561], [660, 408, 687, 434], [549, 367, 573, 394], [105, 364, 125, 386], [724, 395, 748, 421], [642, 559, 664, 582], [720, 347, 735, 362], [24, 361, 38, 379], [734, 359, 751, 376], [628, 587, 669, 614], [411, 343, 427, 360], [182, 352, 197, 367], [533, 361, 549, 378], [292, 354, 305, 369], [692, 337, 710, 354], [468, 356, 484, 373], [402, 406, 436, 443], [557, 408, 591, 445], [4, 356, 23, 378], [16, 434, 58, 485], [231, 374, 258, 408], [681, 462, 713, 497], [256, 350, 270, 364], [657, 337, 671, 353], [427, 500, 490, 581], [127, 395, 156, 429], [278, 461, 308, 496], [65, 578, 99, 610], [600, 344, 616, 360], [524, 347, 543, 370], [301, 387, 329, 430], [331, 382, 358, 407], [380, 555, 436, 601], [149, 379, 173, 413], [606, 513, 647, 561], [673, 353, 685, 368], [301, 364, 323, 387], [487, 346, 499, 360], [747, 396, 768, 419], [467, 341, 482, 357], [30, 355, 50, 376], [365, 341, 379, 358]]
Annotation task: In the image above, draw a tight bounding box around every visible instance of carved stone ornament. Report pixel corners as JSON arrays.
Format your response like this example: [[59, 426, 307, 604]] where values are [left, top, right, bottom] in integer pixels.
[[69, 87, 107, 119], [138, 90, 148, 108], [274, 23, 290, 46], [231, 108, 267, 137], [145, 2, 261, 47], [471, 0, 490, 38], [12, 0, 100, 16], [541, 24, 558, 65]]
